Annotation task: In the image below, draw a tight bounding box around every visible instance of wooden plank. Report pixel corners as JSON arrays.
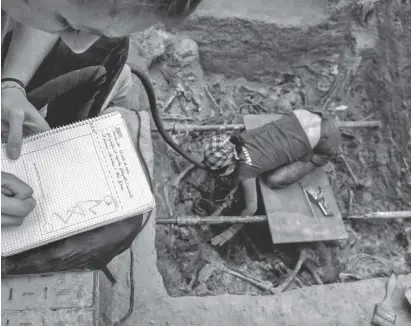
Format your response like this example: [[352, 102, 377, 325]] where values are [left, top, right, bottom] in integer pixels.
[[243, 114, 348, 244]]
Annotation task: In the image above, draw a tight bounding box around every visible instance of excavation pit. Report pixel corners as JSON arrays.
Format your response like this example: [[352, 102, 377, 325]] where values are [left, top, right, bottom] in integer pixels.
[[144, 0, 411, 297]]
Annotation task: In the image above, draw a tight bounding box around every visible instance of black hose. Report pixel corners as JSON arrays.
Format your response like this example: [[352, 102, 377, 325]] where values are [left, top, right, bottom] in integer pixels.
[[130, 66, 207, 170]]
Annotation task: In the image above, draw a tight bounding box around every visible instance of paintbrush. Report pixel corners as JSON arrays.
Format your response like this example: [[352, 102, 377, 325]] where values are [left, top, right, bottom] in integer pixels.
[[371, 273, 397, 326]]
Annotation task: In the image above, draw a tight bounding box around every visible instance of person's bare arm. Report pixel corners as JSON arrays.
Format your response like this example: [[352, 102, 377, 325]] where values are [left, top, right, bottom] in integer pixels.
[[2, 22, 59, 84], [240, 178, 258, 216], [1, 23, 57, 159], [264, 160, 318, 189], [211, 178, 258, 246]]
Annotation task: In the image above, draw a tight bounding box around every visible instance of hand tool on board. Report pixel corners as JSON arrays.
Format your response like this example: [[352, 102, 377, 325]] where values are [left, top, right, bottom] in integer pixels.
[[306, 186, 334, 217], [299, 182, 319, 226]]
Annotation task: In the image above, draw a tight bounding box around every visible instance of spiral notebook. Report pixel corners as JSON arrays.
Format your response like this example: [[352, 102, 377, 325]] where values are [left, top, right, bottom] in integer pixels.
[[1, 111, 155, 257]]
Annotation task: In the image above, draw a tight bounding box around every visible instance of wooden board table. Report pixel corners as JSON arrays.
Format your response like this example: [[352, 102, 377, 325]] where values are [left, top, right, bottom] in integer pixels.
[[243, 114, 348, 244]]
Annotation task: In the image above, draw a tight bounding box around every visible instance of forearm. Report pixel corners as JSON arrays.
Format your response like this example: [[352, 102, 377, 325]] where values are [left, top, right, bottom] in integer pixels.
[[2, 22, 59, 85], [265, 160, 317, 189], [241, 178, 258, 216], [241, 207, 256, 216]]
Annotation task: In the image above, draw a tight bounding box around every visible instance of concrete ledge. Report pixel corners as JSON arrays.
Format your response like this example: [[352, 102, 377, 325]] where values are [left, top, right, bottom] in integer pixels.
[[2, 308, 95, 326], [1, 271, 98, 325]]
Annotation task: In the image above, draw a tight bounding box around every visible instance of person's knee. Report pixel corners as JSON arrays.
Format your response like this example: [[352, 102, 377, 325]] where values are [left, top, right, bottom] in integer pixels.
[[94, 65, 107, 78], [263, 173, 290, 189], [243, 203, 258, 216], [116, 64, 132, 93], [89, 65, 107, 86], [101, 64, 133, 109]]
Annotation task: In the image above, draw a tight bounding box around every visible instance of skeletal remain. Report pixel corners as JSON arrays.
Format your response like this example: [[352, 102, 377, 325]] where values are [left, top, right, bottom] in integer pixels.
[[173, 163, 196, 190], [220, 249, 319, 294], [273, 261, 306, 287], [339, 273, 363, 282], [162, 114, 194, 121], [176, 83, 202, 111], [163, 187, 174, 217], [162, 90, 179, 113], [339, 151, 365, 188], [346, 253, 392, 277], [239, 85, 269, 97], [348, 188, 354, 215], [205, 86, 222, 115], [277, 248, 319, 293], [405, 227, 411, 245], [305, 261, 323, 285], [220, 265, 276, 293]]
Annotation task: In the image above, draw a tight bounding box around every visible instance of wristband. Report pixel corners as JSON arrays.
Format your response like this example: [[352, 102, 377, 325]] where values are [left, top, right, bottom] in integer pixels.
[[1, 81, 27, 97], [1, 78, 25, 89]]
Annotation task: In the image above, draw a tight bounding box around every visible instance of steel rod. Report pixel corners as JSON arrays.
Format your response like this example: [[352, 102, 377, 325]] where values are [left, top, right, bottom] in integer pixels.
[[156, 211, 411, 225], [156, 215, 267, 225], [151, 120, 381, 133]]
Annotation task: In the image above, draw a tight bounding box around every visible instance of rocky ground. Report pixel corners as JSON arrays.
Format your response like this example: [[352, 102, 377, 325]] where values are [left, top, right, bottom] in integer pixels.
[[129, 0, 411, 297]]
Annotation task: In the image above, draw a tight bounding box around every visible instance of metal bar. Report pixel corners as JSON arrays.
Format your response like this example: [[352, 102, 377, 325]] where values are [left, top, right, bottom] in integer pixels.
[[155, 211, 411, 225], [346, 211, 411, 220], [337, 120, 382, 129], [151, 120, 382, 133], [156, 215, 267, 225]]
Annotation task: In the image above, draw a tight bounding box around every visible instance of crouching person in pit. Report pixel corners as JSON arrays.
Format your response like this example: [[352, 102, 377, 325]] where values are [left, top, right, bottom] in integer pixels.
[[202, 109, 341, 246]]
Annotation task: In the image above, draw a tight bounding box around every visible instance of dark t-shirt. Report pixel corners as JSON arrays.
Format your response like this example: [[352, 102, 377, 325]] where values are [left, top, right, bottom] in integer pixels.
[[235, 111, 341, 181], [235, 112, 312, 181]]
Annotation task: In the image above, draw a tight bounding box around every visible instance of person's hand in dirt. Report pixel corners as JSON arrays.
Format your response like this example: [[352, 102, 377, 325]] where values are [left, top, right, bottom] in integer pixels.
[[1, 87, 50, 159], [1, 172, 37, 227], [211, 224, 244, 246], [211, 178, 258, 246]]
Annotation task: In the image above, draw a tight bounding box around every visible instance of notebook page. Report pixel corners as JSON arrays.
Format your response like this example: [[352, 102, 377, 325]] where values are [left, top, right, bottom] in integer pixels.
[[1, 112, 154, 256]]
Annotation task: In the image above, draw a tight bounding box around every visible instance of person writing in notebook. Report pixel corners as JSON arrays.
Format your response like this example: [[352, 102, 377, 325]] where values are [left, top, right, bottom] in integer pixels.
[[1, 173, 36, 227], [1, 0, 204, 226], [202, 108, 341, 246]]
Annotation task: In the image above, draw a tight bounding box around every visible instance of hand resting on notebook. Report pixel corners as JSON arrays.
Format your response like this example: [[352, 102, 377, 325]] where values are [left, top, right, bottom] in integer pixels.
[[1, 172, 37, 227], [1, 89, 48, 224], [1, 87, 51, 160]]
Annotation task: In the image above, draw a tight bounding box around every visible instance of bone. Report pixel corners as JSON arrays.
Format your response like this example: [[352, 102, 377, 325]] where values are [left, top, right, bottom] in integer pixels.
[[339, 273, 363, 282], [305, 261, 323, 285], [348, 188, 354, 215], [220, 265, 275, 293], [163, 187, 174, 217], [173, 163, 196, 190], [162, 90, 179, 113], [274, 261, 306, 287], [205, 86, 222, 115], [276, 248, 318, 293], [339, 152, 365, 188]]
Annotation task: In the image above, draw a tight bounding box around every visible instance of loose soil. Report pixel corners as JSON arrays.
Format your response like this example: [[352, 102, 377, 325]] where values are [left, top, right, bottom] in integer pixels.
[[140, 0, 411, 297]]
